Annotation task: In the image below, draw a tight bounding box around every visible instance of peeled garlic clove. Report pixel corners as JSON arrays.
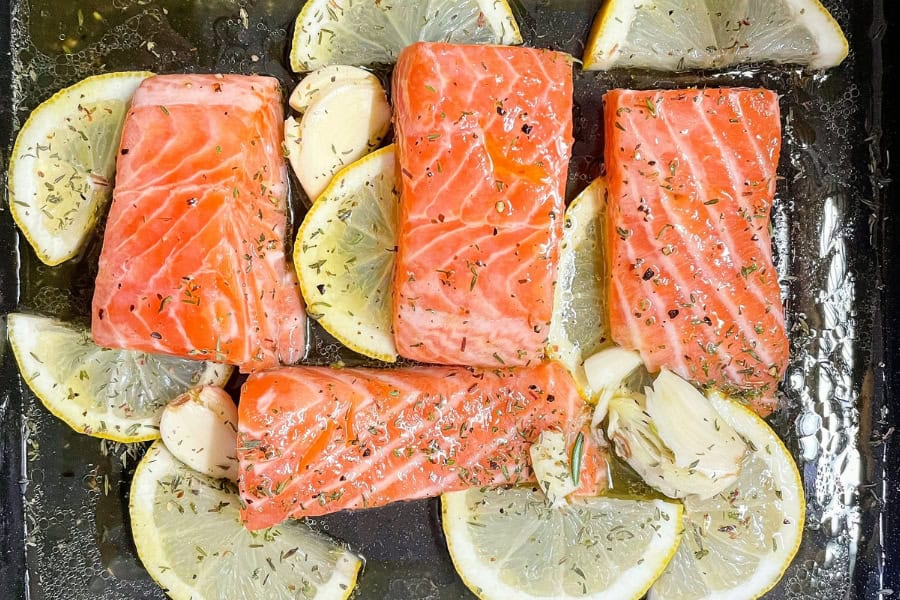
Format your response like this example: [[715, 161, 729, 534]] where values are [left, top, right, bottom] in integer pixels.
[[645, 370, 746, 479], [289, 65, 380, 113], [284, 78, 392, 200], [583, 346, 644, 392], [606, 372, 747, 500], [160, 386, 239, 481], [584, 346, 644, 428], [607, 395, 715, 499], [529, 430, 577, 508]]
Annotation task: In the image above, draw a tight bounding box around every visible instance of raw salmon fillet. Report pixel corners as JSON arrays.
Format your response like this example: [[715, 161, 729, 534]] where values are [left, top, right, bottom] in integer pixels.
[[604, 88, 787, 409], [392, 42, 574, 367], [92, 74, 305, 372], [238, 361, 604, 529]]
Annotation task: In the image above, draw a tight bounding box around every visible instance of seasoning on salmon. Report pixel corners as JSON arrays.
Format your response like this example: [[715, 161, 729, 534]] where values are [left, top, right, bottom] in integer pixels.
[[237, 361, 605, 530], [604, 88, 787, 411], [391, 42, 574, 367], [92, 74, 305, 372]]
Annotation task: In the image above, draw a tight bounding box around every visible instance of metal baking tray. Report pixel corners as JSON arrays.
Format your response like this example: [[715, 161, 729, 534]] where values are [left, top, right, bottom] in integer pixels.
[[1, 0, 898, 598]]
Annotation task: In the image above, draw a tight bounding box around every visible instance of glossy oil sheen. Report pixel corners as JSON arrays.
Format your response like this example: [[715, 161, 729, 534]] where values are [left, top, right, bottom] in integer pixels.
[[0, 1, 896, 599]]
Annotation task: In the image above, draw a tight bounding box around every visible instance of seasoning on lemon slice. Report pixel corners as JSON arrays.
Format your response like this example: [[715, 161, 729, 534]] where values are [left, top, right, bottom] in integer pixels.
[[294, 145, 399, 362], [648, 393, 805, 600], [289, 0, 522, 72], [583, 0, 847, 71], [8, 71, 152, 265], [6, 313, 231, 442], [130, 441, 361, 600], [547, 177, 608, 401], [442, 487, 683, 600]]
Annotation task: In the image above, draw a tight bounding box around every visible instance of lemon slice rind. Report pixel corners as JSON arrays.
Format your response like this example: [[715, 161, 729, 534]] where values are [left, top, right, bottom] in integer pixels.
[[130, 441, 361, 600], [7, 312, 231, 443], [547, 177, 608, 401], [583, 0, 847, 71], [648, 393, 805, 600], [443, 488, 683, 600], [294, 145, 399, 362], [290, 0, 523, 72], [781, 0, 848, 69], [8, 71, 152, 265]]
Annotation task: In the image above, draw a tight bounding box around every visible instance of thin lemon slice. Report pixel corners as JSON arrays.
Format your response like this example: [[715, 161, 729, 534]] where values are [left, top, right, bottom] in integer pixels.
[[130, 441, 361, 600], [583, 0, 847, 71], [648, 393, 805, 600], [547, 177, 608, 401], [289, 0, 522, 72], [6, 313, 231, 442], [443, 487, 683, 600], [294, 145, 399, 362], [8, 71, 152, 265]]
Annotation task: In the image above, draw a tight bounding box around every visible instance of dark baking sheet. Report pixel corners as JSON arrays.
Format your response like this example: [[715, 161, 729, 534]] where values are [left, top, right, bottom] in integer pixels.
[[1, 1, 898, 598]]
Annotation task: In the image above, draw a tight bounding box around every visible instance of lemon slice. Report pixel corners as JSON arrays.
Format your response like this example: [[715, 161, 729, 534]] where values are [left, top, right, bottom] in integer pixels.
[[294, 144, 399, 362], [648, 393, 805, 600], [6, 313, 231, 442], [547, 177, 608, 401], [289, 0, 523, 72], [8, 71, 152, 265], [583, 0, 847, 71], [443, 487, 683, 600], [130, 441, 361, 600]]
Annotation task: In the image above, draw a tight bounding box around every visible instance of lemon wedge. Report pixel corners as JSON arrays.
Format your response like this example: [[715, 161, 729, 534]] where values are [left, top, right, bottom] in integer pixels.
[[547, 177, 608, 401], [289, 0, 522, 72], [648, 393, 805, 600], [6, 313, 231, 442], [443, 486, 683, 600], [584, 0, 847, 71], [294, 145, 399, 362], [8, 71, 152, 265], [130, 441, 361, 600]]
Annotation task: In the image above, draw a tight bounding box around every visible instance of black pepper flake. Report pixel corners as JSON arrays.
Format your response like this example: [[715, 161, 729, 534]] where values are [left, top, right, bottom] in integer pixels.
[[668, 309, 679, 319], [97, 309, 104, 320], [150, 331, 162, 339], [521, 123, 533, 134], [642, 268, 655, 281], [120, 148, 130, 155]]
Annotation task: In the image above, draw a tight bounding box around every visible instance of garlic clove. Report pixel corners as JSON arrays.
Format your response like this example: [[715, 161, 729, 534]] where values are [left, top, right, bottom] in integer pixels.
[[645, 370, 746, 479], [159, 386, 239, 481], [583, 346, 644, 392], [284, 78, 392, 200], [289, 65, 380, 114], [584, 346, 644, 426], [606, 372, 748, 500]]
